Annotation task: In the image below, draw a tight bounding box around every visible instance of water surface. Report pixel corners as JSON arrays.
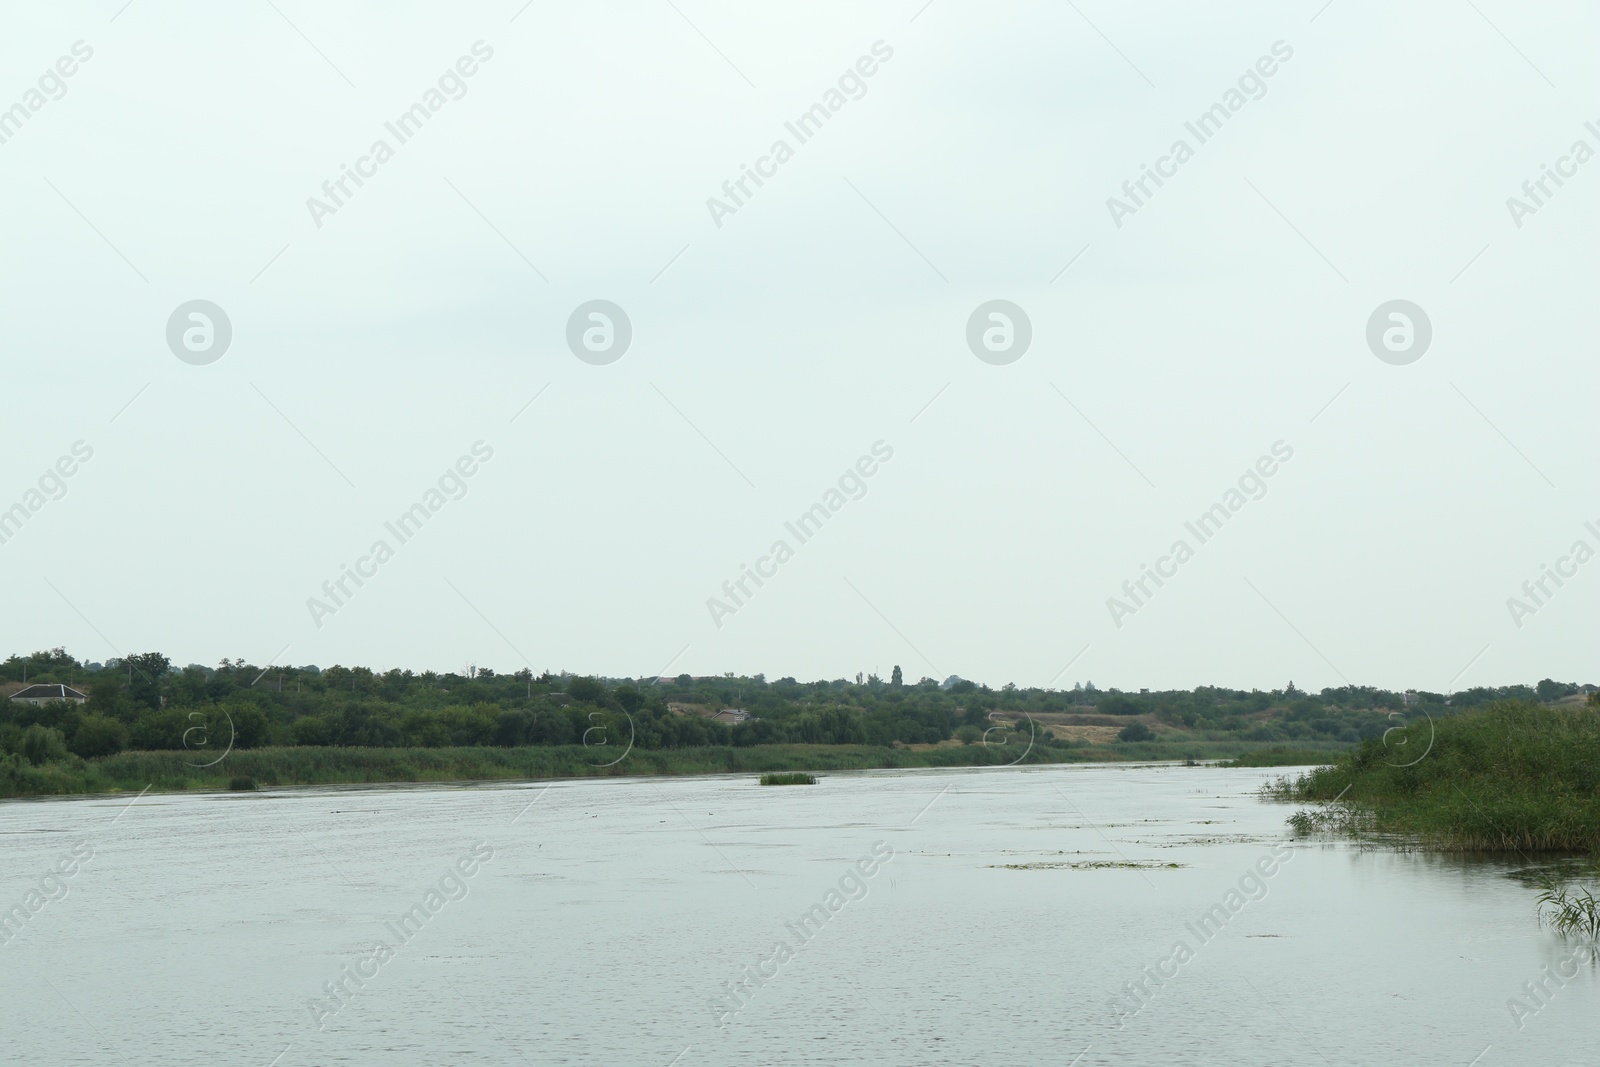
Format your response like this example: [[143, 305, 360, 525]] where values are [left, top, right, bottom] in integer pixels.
[[1, 763, 1590, 1064]]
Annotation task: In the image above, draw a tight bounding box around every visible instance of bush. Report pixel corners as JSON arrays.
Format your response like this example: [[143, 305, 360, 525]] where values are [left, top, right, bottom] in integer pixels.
[[761, 772, 816, 785], [1118, 722, 1154, 743], [228, 776, 257, 791], [954, 725, 983, 745]]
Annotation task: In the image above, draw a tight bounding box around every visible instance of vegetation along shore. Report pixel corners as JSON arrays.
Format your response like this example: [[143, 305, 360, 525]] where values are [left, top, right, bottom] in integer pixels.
[[1273, 700, 1600, 853], [3, 646, 1592, 799]]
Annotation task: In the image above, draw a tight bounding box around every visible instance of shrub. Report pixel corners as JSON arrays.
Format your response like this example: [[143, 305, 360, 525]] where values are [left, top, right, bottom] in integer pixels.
[[228, 776, 257, 791], [1118, 722, 1154, 743]]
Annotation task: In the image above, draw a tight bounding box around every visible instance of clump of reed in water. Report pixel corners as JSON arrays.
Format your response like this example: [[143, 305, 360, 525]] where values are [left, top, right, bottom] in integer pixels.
[[1537, 873, 1600, 939]]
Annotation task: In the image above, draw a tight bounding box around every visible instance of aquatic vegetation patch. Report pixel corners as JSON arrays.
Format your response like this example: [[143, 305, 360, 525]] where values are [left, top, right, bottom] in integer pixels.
[[1537, 873, 1600, 939], [992, 859, 1183, 870], [759, 772, 816, 785]]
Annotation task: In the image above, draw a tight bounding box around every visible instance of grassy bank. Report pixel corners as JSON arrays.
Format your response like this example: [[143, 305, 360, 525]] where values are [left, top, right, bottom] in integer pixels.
[[0, 737, 1345, 799], [1224, 746, 1341, 768], [1271, 701, 1600, 852], [0, 742, 1070, 798], [1078, 739, 1343, 764]]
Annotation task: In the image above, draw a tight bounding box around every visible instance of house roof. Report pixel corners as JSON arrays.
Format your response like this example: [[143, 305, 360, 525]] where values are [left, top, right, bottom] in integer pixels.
[[10, 683, 88, 701]]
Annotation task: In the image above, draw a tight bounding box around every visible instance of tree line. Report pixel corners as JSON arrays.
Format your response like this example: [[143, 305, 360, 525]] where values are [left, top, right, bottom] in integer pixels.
[[1, 647, 1589, 763]]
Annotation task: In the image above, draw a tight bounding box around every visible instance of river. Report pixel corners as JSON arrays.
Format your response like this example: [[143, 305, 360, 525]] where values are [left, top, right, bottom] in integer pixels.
[[0, 763, 1589, 1064]]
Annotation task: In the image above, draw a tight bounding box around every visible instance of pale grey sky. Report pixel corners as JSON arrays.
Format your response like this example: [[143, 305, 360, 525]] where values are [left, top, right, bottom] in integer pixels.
[[1, 0, 1595, 691]]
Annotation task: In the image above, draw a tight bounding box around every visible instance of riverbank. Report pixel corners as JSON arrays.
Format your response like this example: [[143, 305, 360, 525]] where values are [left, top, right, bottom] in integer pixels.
[[0, 738, 1343, 799], [1272, 701, 1600, 852]]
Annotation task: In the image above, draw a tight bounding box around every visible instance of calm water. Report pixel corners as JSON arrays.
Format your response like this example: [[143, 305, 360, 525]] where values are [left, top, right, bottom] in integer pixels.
[[1, 764, 1592, 1065]]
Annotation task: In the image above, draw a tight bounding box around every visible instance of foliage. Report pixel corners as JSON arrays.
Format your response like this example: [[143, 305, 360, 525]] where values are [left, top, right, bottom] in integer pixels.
[[1275, 701, 1600, 852], [1, 648, 1591, 799], [1536, 871, 1600, 939], [22, 725, 69, 766], [1225, 746, 1338, 767], [760, 772, 816, 785], [69, 714, 127, 758]]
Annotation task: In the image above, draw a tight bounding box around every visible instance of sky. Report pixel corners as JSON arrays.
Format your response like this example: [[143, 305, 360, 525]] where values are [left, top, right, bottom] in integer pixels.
[[1, 0, 1595, 692]]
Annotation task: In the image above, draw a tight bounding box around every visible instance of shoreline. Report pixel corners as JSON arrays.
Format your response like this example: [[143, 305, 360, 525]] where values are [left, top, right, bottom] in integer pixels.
[[0, 740, 1340, 804]]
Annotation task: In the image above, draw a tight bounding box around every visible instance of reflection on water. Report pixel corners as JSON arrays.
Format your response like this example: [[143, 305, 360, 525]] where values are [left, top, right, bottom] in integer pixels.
[[0, 763, 1592, 1065]]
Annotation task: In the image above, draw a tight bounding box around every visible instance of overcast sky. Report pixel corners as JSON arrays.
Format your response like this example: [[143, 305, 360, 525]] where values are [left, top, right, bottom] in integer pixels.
[[1, 0, 1595, 692]]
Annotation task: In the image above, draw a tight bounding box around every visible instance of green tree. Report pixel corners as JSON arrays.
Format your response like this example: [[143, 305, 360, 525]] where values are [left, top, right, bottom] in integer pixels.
[[891, 665, 903, 687], [22, 725, 69, 765], [125, 652, 172, 710], [128, 709, 192, 750], [291, 715, 334, 746], [226, 704, 269, 749], [1536, 678, 1574, 702], [70, 715, 128, 758], [87, 679, 131, 721]]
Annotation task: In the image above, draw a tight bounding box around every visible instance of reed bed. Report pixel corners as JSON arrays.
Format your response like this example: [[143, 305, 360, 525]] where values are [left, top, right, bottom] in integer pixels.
[[1272, 702, 1600, 853]]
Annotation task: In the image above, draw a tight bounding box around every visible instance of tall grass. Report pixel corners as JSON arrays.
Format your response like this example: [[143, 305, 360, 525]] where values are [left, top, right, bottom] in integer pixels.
[[2, 743, 1081, 798], [0, 736, 1358, 801], [1536, 873, 1600, 938], [1225, 746, 1340, 768], [1272, 701, 1600, 852]]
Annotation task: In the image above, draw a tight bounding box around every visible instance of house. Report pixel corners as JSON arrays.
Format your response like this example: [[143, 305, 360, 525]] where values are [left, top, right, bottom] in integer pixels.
[[9, 683, 88, 706], [1403, 690, 1420, 706], [712, 708, 750, 725]]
